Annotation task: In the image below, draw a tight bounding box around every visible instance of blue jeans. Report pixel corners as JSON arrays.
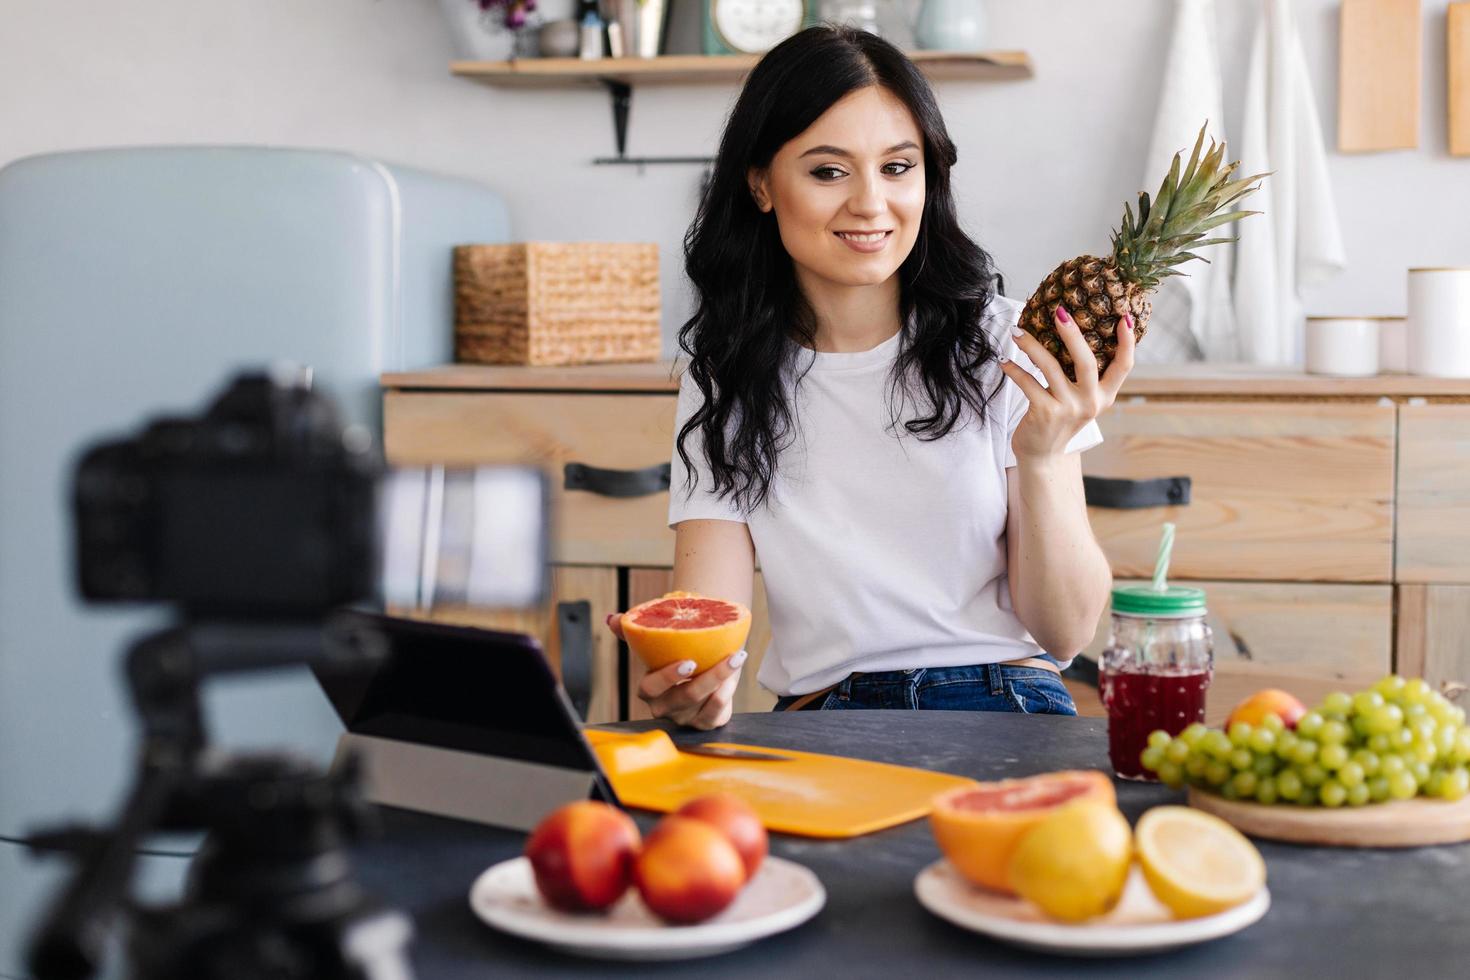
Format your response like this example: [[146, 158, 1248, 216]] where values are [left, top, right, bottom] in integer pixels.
[[772, 663, 1078, 715]]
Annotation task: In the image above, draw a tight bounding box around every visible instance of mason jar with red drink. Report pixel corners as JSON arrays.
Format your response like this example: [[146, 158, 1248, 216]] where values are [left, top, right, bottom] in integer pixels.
[[1099, 585, 1214, 780]]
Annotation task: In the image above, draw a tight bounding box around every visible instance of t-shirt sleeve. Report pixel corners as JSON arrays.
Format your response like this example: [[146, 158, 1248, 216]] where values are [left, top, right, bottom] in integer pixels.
[[992, 309, 1105, 469], [667, 371, 748, 528]]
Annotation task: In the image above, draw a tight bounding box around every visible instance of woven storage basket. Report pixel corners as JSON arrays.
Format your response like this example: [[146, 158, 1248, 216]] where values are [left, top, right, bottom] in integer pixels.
[[454, 241, 661, 366]]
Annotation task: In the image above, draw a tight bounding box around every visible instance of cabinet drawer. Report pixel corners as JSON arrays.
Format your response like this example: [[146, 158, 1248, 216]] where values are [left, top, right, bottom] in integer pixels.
[[1396, 404, 1470, 583], [385, 391, 676, 567], [1081, 581, 1393, 726], [1085, 401, 1395, 582]]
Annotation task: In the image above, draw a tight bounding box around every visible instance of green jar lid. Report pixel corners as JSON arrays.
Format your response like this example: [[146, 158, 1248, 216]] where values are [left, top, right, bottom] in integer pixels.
[[1111, 585, 1207, 617]]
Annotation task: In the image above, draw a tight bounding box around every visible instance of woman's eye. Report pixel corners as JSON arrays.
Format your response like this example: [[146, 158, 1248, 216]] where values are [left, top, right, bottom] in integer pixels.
[[812, 162, 916, 181]]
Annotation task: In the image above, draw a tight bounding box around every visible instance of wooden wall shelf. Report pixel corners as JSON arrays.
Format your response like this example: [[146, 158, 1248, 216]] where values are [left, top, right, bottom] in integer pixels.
[[451, 50, 1033, 172], [451, 50, 1034, 89]]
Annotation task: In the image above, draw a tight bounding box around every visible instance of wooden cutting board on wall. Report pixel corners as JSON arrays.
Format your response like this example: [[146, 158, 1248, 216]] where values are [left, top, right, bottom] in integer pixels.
[[1339, 0, 1421, 151], [1452, 2, 1470, 155]]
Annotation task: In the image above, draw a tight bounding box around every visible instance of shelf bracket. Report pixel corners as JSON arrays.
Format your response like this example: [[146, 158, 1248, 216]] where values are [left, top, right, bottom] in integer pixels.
[[601, 78, 633, 159], [591, 78, 714, 177]]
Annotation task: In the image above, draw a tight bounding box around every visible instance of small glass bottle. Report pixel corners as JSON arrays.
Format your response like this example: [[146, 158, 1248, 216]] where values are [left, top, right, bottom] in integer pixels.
[[1099, 585, 1213, 780], [578, 10, 604, 60]]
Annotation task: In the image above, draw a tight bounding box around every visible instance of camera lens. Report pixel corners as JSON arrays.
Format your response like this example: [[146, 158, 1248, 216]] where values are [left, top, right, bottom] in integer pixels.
[[378, 466, 549, 613]]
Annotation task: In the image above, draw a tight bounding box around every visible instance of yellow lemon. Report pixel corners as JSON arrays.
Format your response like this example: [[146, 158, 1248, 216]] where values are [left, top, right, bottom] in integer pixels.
[[1007, 801, 1132, 922], [1136, 806, 1266, 919]]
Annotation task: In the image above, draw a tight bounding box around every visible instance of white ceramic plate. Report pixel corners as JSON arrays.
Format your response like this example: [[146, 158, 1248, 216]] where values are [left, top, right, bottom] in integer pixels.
[[470, 855, 826, 960], [914, 860, 1270, 957]]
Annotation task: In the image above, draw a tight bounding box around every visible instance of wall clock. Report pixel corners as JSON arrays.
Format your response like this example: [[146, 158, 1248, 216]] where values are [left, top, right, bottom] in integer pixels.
[[703, 0, 809, 55]]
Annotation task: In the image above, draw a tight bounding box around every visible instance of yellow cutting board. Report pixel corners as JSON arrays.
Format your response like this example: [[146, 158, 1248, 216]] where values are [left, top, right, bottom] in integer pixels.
[[585, 729, 978, 838]]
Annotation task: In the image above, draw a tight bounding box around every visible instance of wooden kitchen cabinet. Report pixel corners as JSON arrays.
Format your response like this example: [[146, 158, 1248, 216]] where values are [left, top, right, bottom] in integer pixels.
[[382, 362, 1470, 719], [1396, 403, 1470, 583], [1085, 401, 1396, 583], [1396, 585, 1470, 697], [384, 390, 677, 567]]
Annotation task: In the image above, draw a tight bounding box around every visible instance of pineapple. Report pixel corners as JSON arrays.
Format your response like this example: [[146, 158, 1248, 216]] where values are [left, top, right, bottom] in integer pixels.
[[1018, 125, 1266, 381]]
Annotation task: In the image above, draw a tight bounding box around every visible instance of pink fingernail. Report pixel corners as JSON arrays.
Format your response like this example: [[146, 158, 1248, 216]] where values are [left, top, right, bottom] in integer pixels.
[[1124, 313, 1135, 330], [677, 661, 696, 676], [1056, 306, 1071, 324], [605, 613, 616, 626]]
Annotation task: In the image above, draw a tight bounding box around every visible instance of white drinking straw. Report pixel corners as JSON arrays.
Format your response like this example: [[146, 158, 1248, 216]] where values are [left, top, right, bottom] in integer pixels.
[[1152, 522, 1176, 592]]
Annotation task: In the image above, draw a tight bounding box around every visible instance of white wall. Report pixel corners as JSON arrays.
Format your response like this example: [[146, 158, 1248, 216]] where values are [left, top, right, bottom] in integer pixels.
[[2, 0, 1467, 352]]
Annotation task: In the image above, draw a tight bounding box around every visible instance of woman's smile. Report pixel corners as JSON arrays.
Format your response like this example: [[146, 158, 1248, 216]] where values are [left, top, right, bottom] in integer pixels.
[[834, 229, 893, 253]]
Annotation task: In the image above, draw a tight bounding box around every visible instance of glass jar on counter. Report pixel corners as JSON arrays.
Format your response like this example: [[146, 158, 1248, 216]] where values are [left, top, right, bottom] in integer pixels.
[[1099, 585, 1213, 780]]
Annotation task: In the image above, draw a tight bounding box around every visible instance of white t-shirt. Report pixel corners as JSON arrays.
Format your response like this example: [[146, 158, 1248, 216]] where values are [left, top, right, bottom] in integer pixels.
[[667, 295, 1104, 697]]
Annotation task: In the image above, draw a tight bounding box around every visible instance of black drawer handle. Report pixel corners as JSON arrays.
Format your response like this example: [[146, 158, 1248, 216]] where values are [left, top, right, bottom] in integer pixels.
[[1084, 476, 1191, 509], [557, 600, 592, 721], [563, 462, 671, 499]]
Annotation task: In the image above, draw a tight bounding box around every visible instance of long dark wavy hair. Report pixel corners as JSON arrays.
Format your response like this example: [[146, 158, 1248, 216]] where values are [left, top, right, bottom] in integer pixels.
[[676, 25, 1003, 514]]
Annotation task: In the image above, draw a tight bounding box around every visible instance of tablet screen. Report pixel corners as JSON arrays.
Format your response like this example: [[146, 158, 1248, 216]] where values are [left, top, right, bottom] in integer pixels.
[[317, 611, 602, 774]]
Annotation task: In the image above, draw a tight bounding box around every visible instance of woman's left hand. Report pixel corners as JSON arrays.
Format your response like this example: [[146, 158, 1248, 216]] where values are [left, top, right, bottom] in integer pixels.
[[1001, 305, 1135, 462]]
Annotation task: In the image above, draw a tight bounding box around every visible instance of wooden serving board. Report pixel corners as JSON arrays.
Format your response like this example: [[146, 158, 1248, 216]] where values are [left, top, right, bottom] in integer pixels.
[[1451, 2, 1470, 156], [1188, 788, 1470, 847], [1339, 0, 1421, 152]]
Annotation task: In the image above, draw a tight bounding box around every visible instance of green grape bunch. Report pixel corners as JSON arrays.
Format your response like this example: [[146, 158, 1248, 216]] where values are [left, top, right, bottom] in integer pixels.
[[1139, 676, 1470, 807]]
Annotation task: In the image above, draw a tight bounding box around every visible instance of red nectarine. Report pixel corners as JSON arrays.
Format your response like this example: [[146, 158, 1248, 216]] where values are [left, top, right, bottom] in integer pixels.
[[524, 801, 640, 913], [634, 816, 746, 924], [675, 793, 768, 880]]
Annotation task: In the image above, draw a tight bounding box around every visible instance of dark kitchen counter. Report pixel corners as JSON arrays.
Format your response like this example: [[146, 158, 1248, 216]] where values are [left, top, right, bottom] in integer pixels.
[[352, 710, 1469, 979]]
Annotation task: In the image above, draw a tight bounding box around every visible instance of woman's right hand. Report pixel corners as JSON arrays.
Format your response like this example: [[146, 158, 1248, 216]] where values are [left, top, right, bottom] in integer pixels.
[[606, 612, 747, 731]]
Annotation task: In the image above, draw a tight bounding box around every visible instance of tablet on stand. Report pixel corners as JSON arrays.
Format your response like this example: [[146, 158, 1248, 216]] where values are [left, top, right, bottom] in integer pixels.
[[314, 611, 619, 832]]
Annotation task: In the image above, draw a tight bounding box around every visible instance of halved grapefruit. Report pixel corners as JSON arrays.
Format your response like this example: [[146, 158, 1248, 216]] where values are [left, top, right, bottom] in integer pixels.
[[929, 770, 1116, 895], [621, 591, 752, 675]]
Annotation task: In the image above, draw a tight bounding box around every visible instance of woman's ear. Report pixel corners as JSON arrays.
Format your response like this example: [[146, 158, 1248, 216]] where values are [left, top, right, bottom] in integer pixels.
[[746, 168, 771, 213]]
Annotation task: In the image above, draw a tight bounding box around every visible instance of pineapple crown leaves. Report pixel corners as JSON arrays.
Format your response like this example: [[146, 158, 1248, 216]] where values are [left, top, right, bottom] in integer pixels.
[[1112, 124, 1269, 288]]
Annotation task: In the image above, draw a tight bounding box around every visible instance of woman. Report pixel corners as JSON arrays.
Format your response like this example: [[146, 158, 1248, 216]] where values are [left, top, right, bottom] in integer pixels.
[[607, 26, 1133, 728]]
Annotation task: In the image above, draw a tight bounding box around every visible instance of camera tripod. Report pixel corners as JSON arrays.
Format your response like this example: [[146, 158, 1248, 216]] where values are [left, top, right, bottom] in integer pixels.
[[26, 617, 416, 980]]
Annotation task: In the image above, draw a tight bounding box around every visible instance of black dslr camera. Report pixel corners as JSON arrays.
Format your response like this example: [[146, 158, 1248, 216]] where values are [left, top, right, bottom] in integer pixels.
[[74, 370, 378, 613], [28, 370, 547, 980]]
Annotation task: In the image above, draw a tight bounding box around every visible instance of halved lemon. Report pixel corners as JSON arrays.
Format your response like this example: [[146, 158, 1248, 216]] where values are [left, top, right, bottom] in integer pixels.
[[1136, 806, 1266, 919]]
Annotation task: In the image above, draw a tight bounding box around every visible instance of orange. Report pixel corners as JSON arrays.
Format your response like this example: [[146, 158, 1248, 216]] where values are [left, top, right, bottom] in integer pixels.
[[1226, 688, 1307, 730], [621, 591, 752, 675], [929, 771, 1116, 895]]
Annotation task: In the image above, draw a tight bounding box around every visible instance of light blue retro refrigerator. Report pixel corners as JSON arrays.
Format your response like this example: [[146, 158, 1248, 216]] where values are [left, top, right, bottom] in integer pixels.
[[0, 147, 511, 978]]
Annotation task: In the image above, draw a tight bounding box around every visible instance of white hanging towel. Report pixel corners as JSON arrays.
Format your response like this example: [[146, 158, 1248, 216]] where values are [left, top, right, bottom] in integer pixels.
[[1142, 0, 1239, 362], [1232, 0, 1347, 367]]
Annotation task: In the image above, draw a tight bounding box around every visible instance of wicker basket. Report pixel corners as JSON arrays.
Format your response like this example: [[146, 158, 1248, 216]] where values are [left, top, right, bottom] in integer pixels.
[[454, 242, 661, 367]]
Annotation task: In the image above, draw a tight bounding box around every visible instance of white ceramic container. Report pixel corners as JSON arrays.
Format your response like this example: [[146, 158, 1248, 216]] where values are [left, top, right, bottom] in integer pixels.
[[1408, 268, 1470, 378], [1305, 317, 1381, 377], [1376, 316, 1409, 373]]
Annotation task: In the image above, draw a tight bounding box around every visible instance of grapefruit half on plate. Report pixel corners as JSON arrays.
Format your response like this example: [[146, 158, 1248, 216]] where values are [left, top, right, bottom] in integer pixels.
[[929, 771, 1116, 895]]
